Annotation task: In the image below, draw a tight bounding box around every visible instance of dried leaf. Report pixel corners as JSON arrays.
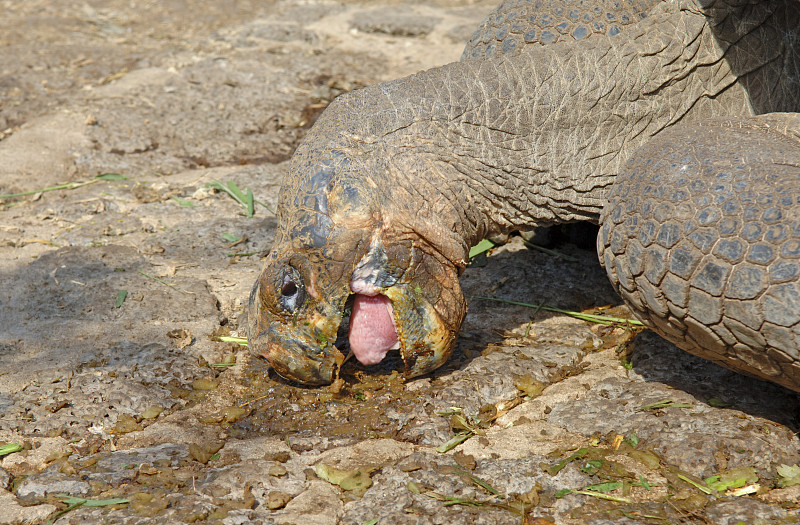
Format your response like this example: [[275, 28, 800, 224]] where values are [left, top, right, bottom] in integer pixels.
[[777, 464, 800, 487], [704, 467, 757, 492], [315, 464, 372, 496]]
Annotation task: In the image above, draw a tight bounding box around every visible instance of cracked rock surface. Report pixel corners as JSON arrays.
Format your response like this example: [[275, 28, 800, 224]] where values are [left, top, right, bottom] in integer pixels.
[[1, 0, 799, 524]]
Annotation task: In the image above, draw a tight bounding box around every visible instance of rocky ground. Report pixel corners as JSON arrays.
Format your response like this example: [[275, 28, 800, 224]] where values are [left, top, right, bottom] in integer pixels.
[[2, 1, 800, 524]]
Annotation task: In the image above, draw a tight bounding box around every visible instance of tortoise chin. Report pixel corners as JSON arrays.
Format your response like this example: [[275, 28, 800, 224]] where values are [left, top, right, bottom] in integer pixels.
[[249, 324, 346, 386]]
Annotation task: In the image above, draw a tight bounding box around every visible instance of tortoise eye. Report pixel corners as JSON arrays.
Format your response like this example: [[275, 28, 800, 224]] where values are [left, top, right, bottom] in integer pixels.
[[281, 279, 297, 297], [278, 268, 305, 313]]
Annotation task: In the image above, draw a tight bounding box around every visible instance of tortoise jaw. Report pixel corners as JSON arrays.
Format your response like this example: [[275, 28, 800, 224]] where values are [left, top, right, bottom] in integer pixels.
[[381, 284, 458, 379], [249, 283, 459, 385], [251, 329, 345, 386]]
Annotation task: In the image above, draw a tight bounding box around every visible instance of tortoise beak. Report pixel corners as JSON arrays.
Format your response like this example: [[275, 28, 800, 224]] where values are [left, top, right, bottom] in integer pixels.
[[247, 267, 349, 385], [382, 284, 459, 380], [249, 326, 345, 386]]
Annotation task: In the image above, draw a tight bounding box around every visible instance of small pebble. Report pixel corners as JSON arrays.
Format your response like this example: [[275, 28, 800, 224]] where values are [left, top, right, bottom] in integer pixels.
[[266, 491, 293, 510]]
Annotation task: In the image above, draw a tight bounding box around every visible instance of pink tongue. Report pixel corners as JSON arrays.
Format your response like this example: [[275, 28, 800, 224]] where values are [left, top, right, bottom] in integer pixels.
[[349, 294, 399, 365]]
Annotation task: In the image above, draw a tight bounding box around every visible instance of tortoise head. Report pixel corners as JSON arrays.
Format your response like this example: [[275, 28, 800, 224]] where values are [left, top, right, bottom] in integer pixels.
[[247, 150, 466, 385]]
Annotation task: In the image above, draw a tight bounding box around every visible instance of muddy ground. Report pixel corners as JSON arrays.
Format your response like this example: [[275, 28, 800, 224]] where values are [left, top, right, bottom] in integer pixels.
[[1, 1, 800, 524]]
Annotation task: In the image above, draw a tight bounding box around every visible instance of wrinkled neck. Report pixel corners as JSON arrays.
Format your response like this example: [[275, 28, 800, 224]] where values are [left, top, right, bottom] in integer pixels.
[[291, 0, 797, 258]]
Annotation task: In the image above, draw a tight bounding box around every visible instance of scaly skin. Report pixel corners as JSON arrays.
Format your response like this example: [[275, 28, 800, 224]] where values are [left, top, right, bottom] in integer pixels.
[[599, 114, 800, 389], [248, 0, 800, 389], [462, 0, 658, 60]]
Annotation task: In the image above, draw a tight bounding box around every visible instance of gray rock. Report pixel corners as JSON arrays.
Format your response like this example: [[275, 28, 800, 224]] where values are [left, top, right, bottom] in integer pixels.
[[351, 8, 441, 37]]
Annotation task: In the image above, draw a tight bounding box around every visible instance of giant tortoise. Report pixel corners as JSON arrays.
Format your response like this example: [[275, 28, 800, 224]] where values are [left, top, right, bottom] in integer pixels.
[[247, 0, 800, 392]]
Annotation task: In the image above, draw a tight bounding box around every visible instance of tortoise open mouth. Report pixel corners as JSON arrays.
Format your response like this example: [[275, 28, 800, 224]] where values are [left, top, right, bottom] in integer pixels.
[[252, 293, 404, 385], [347, 293, 400, 365], [333, 293, 402, 367], [250, 271, 457, 386]]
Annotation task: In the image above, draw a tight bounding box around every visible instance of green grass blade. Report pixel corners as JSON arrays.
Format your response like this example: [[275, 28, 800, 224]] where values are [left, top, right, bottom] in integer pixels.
[[254, 199, 275, 214], [218, 336, 248, 346], [170, 196, 195, 207], [676, 474, 714, 495], [0, 443, 22, 457], [95, 173, 128, 181], [60, 496, 129, 507], [437, 431, 472, 453], [451, 466, 504, 497], [472, 296, 644, 326], [0, 180, 95, 199], [574, 490, 631, 504], [208, 179, 264, 217], [221, 233, 242, 243], [468, 239, 495, 259], [0, 173, 128, 200], [138, 269, 193, 295], [225, 181, 247, 203], [245, 188, 255, 217], [584, 481, 623, 493]]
